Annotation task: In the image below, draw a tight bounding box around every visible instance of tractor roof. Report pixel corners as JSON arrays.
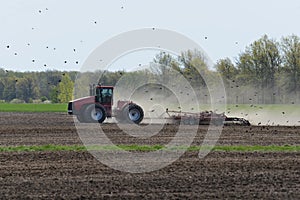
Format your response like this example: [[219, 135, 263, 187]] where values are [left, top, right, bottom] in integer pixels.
[[96, 85, 114, 89]]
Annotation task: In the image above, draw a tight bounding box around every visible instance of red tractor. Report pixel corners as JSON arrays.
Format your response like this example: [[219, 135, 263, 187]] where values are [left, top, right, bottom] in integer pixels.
[[68, 84, 144, 124]]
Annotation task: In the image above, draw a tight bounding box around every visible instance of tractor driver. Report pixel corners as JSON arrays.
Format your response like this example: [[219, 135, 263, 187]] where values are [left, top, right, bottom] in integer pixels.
[[101, 88, 112, 103]]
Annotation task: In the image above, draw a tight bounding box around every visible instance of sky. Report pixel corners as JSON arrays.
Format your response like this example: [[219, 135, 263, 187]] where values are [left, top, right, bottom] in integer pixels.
[[1, 0, 300, 72]]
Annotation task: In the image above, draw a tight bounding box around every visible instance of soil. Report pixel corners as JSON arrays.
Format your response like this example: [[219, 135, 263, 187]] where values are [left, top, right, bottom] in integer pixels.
[[0, 112, 299, 199]]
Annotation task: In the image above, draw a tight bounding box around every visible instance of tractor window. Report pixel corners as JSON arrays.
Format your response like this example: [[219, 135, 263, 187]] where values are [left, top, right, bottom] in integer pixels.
[[100, 88, 113, 104]]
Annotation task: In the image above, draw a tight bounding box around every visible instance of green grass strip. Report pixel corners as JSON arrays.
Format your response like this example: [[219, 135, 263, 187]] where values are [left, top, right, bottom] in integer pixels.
[[0, 144, 300, 152], [1, 103, 300, 113], [0, 144, 85, 152], [0, 103, 67, 112], [212, 145, 300, 152]]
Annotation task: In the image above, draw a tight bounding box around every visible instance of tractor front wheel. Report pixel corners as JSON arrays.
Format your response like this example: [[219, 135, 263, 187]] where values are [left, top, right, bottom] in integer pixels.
[[84, 104, 106, 123]]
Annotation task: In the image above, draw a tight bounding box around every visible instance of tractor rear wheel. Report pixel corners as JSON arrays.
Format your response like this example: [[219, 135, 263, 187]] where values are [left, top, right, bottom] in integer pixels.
[[84, 104, 106, 123], [122, 104, 144, 124]]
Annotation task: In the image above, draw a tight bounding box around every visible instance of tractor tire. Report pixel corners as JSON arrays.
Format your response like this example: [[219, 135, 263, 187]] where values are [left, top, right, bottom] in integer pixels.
[[122, 104, 144, 124], [83, 104, 106, 123]]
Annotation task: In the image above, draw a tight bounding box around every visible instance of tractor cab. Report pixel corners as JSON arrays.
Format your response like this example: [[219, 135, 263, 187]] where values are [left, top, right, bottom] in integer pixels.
[[95, 85, 113, 105]]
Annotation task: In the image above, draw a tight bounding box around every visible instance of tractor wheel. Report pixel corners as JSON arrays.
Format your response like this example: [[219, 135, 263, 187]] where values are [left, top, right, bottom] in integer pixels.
[[84, 104, 106, 123], [122, 104, 144, 124]]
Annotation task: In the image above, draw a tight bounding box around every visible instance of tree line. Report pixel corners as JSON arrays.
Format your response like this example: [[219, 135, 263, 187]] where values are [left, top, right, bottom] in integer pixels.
[[0, 34, 299, 104], [0, 70, 77, 103], [216, 34, 300, 104]]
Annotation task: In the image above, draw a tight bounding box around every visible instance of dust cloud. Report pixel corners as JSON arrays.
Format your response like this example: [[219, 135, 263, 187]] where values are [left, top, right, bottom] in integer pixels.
[[226, 107, 300, 126]]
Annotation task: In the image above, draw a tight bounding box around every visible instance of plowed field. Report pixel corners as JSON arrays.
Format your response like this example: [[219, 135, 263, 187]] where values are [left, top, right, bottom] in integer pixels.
[[0, 112, 299, 199]]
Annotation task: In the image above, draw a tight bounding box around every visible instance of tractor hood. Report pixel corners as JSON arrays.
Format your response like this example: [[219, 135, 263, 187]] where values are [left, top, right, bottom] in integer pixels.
[[71, 96, 95, 104], [68, 96, 95, 115]]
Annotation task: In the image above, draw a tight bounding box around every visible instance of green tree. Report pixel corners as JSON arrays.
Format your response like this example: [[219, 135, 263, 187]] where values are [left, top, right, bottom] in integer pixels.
[[153, 52, 181, 72], [57, 74, 74, 103], [16, 76, 40, 103], [50, 86, 59, 103], [2, 77, 17, 101], [152, 52, 181, 86], [179, 49, 209, 88], [236, 35, 281, 103], [216, 58, 238, 82], [281, 35, 300, 96], [216, 58, 239, 104], [0, 80, 4, 100]]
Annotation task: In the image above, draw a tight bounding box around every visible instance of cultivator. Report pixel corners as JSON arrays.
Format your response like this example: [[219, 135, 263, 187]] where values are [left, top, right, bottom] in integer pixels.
[[165, 109, 250, 126]]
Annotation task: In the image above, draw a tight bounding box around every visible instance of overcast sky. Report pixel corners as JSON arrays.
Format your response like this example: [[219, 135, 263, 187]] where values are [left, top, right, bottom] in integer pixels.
[[1, 0, 300, 72]]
